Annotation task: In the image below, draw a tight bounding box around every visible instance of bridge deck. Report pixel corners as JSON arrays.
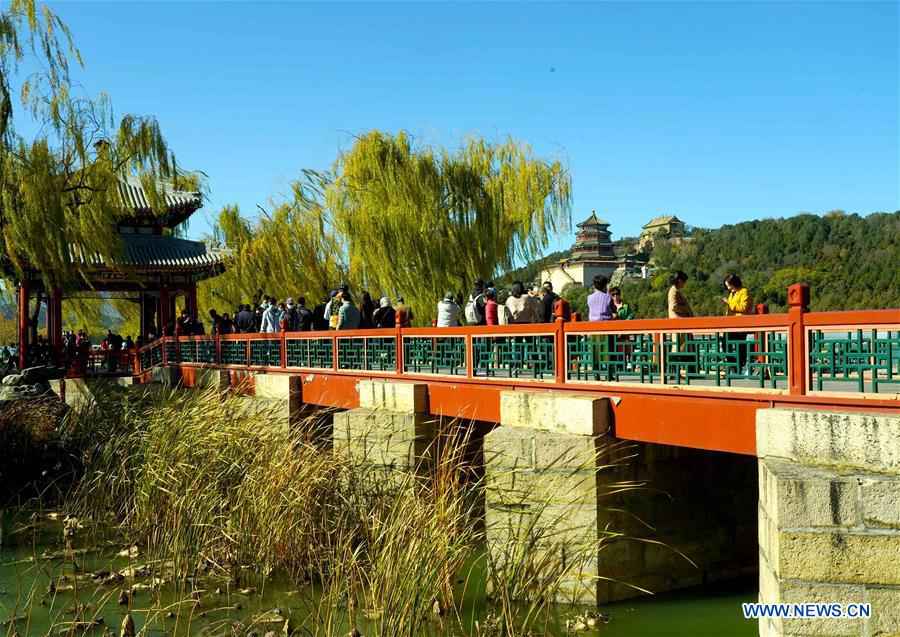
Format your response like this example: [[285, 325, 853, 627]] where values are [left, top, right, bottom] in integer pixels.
[[136, 305, 899, 456]]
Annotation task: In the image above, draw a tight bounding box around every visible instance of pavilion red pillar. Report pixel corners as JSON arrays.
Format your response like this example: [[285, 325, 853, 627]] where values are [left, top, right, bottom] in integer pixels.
[[159, 286, 171, 337], [139, 293, 147, 340], [48, 287, 63, 365], [186, 283, 198, 321], [17, 281, 29, 369]]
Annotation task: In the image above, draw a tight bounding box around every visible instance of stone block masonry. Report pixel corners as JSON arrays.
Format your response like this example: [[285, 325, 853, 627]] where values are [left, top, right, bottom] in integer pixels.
[[333, 380, 438, 474], [757, 408, 900, 637], [485, 389, 758, 607]]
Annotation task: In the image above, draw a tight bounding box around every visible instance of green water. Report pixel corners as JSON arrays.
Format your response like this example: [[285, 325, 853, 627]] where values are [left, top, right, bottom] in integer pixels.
[[0, 512, 758, 636]]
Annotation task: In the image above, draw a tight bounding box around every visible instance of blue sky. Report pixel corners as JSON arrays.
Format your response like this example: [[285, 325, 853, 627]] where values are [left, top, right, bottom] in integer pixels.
[[23, 1, 900, 252]]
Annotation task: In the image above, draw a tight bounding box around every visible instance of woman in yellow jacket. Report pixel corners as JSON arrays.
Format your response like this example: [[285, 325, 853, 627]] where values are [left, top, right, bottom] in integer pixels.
[[722, 273, 753, 373]]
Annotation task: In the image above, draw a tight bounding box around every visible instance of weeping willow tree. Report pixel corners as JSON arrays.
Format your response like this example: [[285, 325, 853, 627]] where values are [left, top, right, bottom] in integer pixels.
[[197, 171, 350, 316], [0, 0, 203, 345], [325, 131, 572, 319], [2, 98, 188, 289]]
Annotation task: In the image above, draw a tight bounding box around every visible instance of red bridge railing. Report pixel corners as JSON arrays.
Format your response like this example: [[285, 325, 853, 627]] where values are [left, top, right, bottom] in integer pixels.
[[136, 293, 899, 407]]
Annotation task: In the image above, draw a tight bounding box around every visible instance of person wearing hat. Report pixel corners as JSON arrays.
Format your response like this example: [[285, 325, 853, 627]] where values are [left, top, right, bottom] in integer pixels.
[[395, 296, 414, 328], [437, 291, 461, 327]]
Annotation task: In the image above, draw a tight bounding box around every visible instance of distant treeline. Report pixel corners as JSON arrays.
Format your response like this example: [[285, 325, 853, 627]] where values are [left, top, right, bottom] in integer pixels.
[[554, 211, 899, 319]]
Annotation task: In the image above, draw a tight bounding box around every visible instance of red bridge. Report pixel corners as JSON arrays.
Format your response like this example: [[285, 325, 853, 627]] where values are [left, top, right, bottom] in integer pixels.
[[133, 286, 899, 456]]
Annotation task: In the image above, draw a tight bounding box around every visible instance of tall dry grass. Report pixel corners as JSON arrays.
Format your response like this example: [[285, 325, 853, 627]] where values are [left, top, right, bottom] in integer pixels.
[[55, 384, 656, 636]]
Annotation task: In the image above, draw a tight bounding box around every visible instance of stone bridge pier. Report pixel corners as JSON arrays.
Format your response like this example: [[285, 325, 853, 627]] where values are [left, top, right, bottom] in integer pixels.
[[484, 389, 758, 605], [756, 409, 900, 637]]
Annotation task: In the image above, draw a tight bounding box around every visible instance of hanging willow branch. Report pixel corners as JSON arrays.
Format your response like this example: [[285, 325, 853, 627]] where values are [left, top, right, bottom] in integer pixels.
[[325, 131, 572, 319]]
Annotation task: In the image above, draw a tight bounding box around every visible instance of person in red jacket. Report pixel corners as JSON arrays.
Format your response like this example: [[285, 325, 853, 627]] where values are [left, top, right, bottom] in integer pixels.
[[484, 289, 499, 326]]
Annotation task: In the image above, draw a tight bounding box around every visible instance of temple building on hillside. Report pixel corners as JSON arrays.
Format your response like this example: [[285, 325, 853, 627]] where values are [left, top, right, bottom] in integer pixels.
[[639, 214, 686, 251], [539, 211, 628, 292], [6, 178, 227, 369]]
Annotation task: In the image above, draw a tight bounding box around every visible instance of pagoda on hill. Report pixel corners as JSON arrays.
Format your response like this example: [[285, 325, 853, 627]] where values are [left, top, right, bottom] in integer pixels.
[[8, 178, 226, 370], [571, 211, 617, 262], [539, 210, 622, 292]]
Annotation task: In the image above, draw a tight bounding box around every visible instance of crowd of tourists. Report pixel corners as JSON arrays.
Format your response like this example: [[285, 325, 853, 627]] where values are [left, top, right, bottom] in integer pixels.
[[193, 285, 417, 335], [193, 271, 755, 334], [7, 270, 756, 373]]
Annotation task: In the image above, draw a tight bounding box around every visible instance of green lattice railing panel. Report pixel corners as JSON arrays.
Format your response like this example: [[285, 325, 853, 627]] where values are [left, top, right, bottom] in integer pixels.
[[180, 342, 198, 363], [473, 335, 554, 380], [165, 341, 179, 365], [338, 338, 366, 370], [221, 340, 247, 365], [661, 331, 788, 388], [250, 339, 281, 367], [404, 336, 466, 376], [286, 338, 333, 368], [809, 329, 900, 394], [364, 337, 396, 371], [567, 333, 660, 383], [197, 339, 217, 364], [141, 343, 163, 370], [150, 343, 162, 367]]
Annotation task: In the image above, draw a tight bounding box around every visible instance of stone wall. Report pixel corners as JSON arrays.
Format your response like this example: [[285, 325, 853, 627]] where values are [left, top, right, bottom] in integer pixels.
[[757, 408, 900, 637]]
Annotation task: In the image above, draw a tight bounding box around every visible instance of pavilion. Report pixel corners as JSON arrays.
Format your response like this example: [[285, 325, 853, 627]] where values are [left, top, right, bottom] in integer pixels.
[[8, 178, 226, 370]]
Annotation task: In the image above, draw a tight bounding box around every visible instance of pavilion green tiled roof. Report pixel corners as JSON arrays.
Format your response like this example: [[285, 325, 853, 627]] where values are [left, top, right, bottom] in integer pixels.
[[117, 178, 203, 227], [69, 234, 227, 271]]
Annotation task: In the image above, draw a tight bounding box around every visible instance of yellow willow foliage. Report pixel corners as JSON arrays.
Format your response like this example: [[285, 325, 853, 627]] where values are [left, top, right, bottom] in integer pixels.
[[198, 186, 350, 316], [0, 0, 81, 141], [1, 94, 186, 290], [1, 3, 191, 293], [326, 131, 571, 320]]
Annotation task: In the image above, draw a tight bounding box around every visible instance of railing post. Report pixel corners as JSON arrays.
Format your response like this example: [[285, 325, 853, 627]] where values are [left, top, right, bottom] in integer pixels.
[[162, 336, 168, 366], [280, 331, 287, 369], [396, 325, 404, 376], [787, 283, 810, 396], [465, 333, 474, 379], [331, 334, 338, 372], [554, 317, 566, 385]]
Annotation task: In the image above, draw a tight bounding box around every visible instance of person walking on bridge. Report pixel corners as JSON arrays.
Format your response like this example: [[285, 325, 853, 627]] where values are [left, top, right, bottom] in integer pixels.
[[667, 271, 693, 318], [437, 292, 461, 327], [722, 273, 754, 373], [373, 297, 395, 328], [337, 291, 361, 330], [505, 281, 535, 323], [395, 297, 414, 327], [587, 275, 614, 321], [667, 271, 695, 378], [540, 281, 558, 323], [260, 299, 281, 333], [234, 305, 255, 333]]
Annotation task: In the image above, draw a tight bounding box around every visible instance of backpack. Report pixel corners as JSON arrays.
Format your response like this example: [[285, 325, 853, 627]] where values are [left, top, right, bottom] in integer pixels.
[[297, 306, 313, 331], [464, 293, 484, 324], [497, 303, 512, 326]]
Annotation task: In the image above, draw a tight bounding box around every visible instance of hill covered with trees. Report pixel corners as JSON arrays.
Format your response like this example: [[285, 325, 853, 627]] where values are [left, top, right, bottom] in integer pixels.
[[562, 211, 899, 319]]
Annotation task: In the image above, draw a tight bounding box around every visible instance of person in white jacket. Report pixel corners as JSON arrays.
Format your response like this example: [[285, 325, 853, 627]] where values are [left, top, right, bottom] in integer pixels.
[[436, 292, 461, 327], [259, 299, 281, 333]]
